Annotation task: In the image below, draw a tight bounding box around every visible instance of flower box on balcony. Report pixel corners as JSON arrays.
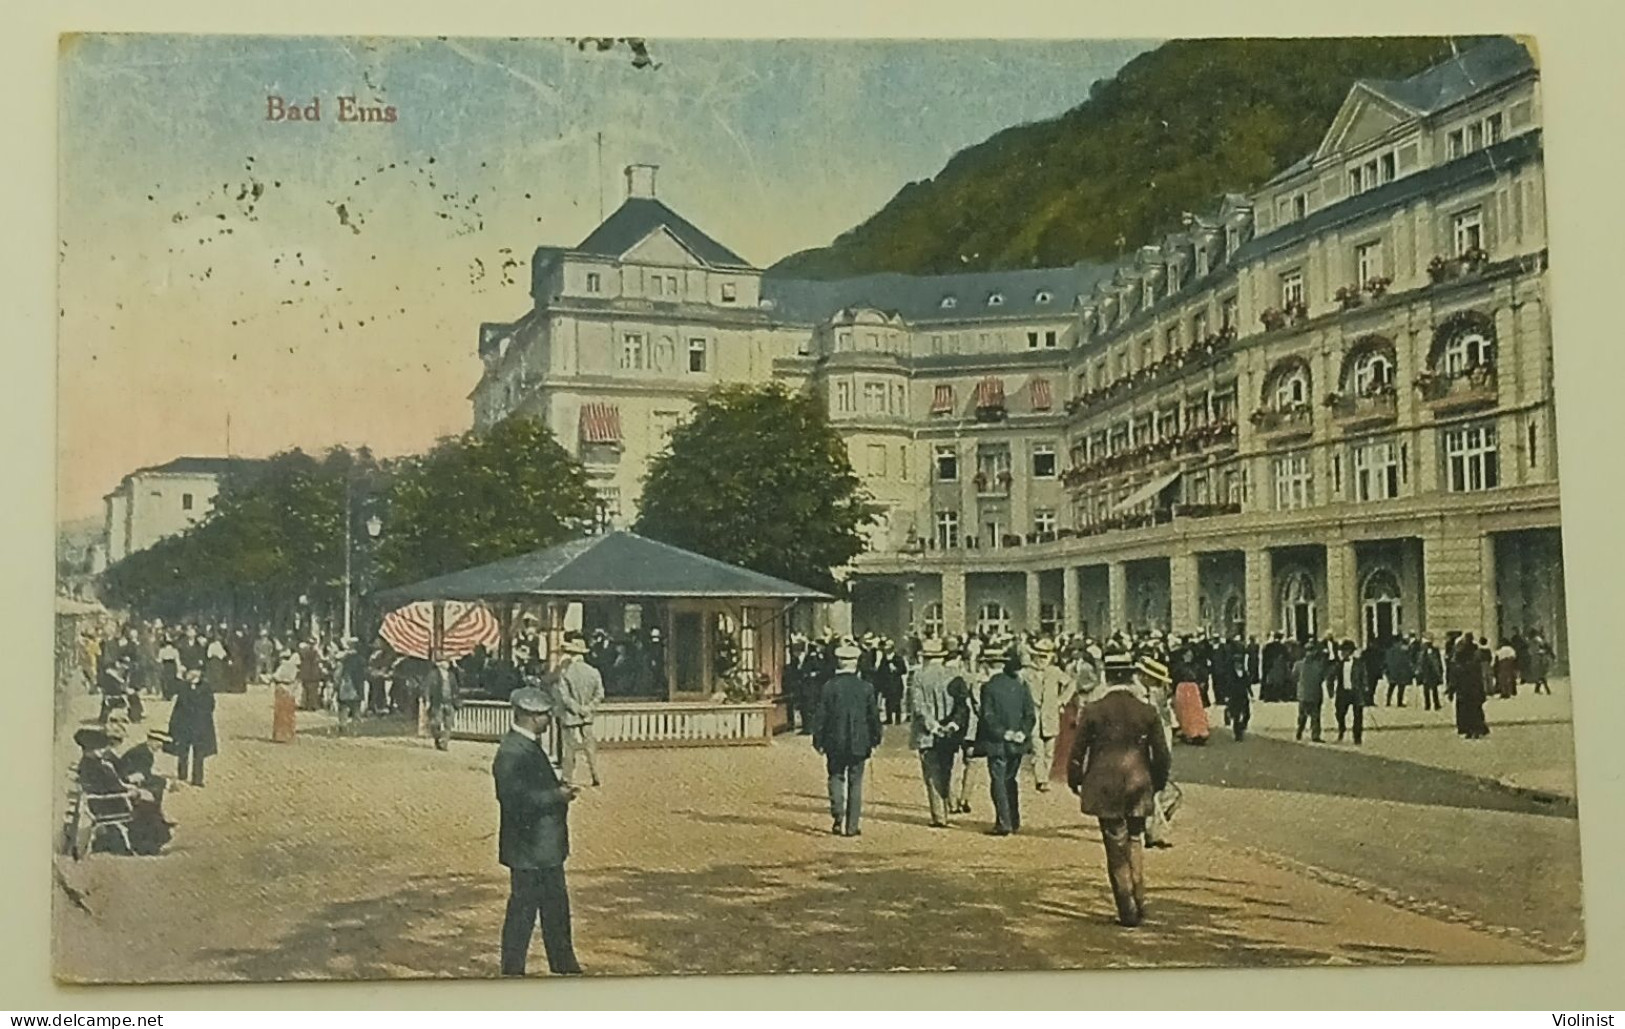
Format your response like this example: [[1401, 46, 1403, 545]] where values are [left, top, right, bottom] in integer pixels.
[[1365, 276, 1393, 298], [1250, 403, 1314, 440], [1428, 249, 1490, 284], [1327, 387, 1399, 427], [1417, 364, 1497, 412], [1334, 286, 1365, 311], [973, 403, 1007, 424]]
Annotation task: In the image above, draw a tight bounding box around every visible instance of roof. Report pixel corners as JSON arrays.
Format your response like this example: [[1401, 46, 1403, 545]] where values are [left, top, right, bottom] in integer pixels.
[[575, 197, 752, 269], [1236, 129, 1541, 263], [1360, 37, 1534, 115], [762, 263, 1118, 326], [372, 530, 831, 604], [134, 456, 266, 477]]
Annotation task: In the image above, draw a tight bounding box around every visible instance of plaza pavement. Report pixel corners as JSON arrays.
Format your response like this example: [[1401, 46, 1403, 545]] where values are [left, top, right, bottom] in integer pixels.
[[51, 683, 1583, 983]]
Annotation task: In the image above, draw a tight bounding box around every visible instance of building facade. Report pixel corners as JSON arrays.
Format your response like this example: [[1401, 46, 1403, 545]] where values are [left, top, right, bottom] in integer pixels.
[[102, 457, 263, 564], [471, 38, 1565, 661]]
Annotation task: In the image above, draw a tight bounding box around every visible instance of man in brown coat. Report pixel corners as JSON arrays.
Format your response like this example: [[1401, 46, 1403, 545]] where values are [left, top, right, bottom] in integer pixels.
[[1066, 658, 1174, 928]]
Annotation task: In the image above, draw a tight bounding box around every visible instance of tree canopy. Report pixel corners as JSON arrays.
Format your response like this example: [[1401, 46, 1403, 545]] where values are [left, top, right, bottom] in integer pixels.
[[374, 416, 599, 587], [635, 383, 877, 593], [770, 37, 1473, 278]]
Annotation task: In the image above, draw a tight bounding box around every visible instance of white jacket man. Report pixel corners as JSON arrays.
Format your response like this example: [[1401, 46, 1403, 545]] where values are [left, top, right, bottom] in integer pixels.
[[552, 638, 605, 787]]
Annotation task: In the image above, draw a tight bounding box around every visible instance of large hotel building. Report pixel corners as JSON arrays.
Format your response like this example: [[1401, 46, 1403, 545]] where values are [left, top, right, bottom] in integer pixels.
[[470, 37, 1565, 663]]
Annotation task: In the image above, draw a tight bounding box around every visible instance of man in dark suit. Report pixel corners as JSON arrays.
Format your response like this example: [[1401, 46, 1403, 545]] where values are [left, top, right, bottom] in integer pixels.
[[978, 642, 1036, 836], [493, 686, 583, 977], [814, 640, 883, 837], [1326, 639, 1374, 745], [1067, 669, 1174, 927]]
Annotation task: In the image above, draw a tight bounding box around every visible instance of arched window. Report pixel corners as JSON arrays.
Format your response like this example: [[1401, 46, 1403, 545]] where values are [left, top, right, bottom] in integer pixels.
[[987, 292, 1005, 307], [940, 296, 958, 310], [975, 602, 1010, 637], [1362, 568, 1401, 602], [920, 602, 945, 639], [1353, 350, 1394, 393], [1279, 571, 1319, 641], [1264, 358, 1313, 409], [1442, 331, 1494, 376]]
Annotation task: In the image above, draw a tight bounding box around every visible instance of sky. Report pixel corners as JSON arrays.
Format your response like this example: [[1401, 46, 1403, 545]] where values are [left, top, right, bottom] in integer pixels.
[[57, 34, 1155, 523]]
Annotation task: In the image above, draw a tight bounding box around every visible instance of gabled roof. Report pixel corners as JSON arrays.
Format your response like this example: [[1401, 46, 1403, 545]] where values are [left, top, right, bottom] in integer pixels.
[[1359, 36, 1534, 116], [373, 530, 831, 604], [574, 197, 753, 269]]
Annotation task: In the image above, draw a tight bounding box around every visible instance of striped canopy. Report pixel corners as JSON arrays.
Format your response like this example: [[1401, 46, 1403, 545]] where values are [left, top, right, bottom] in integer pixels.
[[379, 601, 502, 660]]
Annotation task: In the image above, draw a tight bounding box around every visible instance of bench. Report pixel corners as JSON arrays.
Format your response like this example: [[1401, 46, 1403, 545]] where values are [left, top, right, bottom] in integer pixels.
[[60, 759, 136, 860]]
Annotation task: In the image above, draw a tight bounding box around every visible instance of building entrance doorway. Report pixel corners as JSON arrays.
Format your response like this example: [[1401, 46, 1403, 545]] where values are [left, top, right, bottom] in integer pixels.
[[1280, 572, 1318, 642], [1363, 569, 1402, 646]]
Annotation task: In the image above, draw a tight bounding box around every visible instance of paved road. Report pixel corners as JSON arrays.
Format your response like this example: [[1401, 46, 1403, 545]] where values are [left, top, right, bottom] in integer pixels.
[[52, 686, 1579, 983]]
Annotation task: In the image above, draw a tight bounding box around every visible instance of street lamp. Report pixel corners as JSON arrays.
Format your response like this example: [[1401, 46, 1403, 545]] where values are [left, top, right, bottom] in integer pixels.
[[365, 514, 383, 539]]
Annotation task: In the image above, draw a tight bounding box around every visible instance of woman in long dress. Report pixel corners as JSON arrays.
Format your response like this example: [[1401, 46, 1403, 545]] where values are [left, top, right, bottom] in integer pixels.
[[1449, 636, 1490, 739], [1493, 640, 1520, 699]]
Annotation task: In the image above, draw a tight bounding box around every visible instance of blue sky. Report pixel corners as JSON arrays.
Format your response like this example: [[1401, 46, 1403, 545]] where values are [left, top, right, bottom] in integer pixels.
[[58, 35, 1154, 520]]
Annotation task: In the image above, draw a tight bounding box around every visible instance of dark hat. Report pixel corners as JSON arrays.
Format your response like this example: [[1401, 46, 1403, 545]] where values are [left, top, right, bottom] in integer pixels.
[[73, 727, 112, 750]]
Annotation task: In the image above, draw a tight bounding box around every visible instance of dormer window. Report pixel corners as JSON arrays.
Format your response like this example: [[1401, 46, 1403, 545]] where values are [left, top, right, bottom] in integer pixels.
[[586, 272, 601, 293], [941, 296, 957, 310], [1293, 194, 1308, 220], [1035, 290, 1052, 305], [987, 293, 1005, 307], [720, 282, 737, 304]]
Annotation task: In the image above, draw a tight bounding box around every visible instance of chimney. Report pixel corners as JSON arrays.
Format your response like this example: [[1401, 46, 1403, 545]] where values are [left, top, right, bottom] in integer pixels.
[[625, 163, 659, 199]]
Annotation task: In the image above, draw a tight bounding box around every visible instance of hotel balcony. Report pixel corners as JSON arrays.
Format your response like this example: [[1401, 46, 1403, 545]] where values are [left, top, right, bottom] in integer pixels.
[[1418, 365, 1498, 414], [1327, 388, 1399, 430], [1249, 404, 1313, 444]]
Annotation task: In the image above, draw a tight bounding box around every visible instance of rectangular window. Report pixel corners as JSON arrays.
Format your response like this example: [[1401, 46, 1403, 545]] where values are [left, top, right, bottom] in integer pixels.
[[1164, 325, 1180, 354], [1453, 208, 1484, 255], [1484, 112, 1504, 145], [619, 333, 646, 370], [1168, 265, 1183, 294], [977, 446, 1012, 485], [1528, 421, 1538, 468], [1272, 452, 1314, 511], [868, 333, 882, 351], [651, 274, 665, 297], [1380, 152, 1396, 183], [900, 444, 910, 481], [1447, 129, 1465, 159], [585, 272, 601, 293], [1356, 241, 1384, 285], [666, 275, 678, 296], [1033, 509, 1058, 536], [1044, 330, 1058, 349], [1467, 122, 1483, 151], [1281, 269, 1305, 308], [935, 446, 958, 481], [1352, 441, 1401, 501], [1348, 168, 1363, 195], [1445, 423, 1500, 492], [720, 282, 737, 303], [865, 443, 887, 479], [687, 338, 707, 373], [931, 334, 945, 355], [1361, 162, 1377, 192], [1221, 296, 1239, 331], [935, 511, 960, 549], [863, 381, 887, 414], [181, 493, 194, 511], [1027, 331, 1040, 349], [1293, 194, 1308, 220], [1192, 310, 1209, 341], [1032, 443, 1057, 479], [892, 384, 905, 414], [835, 381, 853, 413]]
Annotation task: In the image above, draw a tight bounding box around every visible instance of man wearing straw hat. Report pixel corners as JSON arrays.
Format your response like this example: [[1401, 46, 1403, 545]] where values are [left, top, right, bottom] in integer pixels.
[[553, 636, 605, 788], [1021, 637, 1075, 792], [814, 637, 883, 836], [907, 637, 964, 828], [1129, 654, 1181, 849], [1067, 650, 1173, 927], [493, 686, 583, 976]]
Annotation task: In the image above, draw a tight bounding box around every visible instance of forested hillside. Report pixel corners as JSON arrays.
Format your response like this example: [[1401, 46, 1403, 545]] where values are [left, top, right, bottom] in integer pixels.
[[770, 37, 1478, 278]]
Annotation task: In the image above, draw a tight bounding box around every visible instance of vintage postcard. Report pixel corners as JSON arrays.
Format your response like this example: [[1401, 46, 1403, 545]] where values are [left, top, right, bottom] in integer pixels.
[[53, 33, 1580, 983]]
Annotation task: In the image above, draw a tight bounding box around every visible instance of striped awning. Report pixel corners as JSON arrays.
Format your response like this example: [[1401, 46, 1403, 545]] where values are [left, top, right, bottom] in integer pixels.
[[1030, 377, 1053, 411], [930, 384, 955, 414], [379, 601, 502, 660], [974, 376, 1006, 409], [579, 402, 622, 444]]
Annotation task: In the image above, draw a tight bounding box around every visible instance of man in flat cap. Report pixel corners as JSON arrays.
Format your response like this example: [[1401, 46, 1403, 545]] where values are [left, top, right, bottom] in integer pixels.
[[494, 686, 583, 976]]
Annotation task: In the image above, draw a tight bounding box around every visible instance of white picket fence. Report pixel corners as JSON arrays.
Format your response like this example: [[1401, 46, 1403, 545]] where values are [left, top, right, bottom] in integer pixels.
[[453, 698, 773, 748]]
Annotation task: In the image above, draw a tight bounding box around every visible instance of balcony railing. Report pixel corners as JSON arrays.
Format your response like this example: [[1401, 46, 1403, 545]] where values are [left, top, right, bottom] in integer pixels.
[[972, 472, 1013, 496], [1066, 331, 1237, 414], [1059, 420, 1237, 488], [1417, 364, 1497, 412], [1326, 387, 1399, 428], [1249, 404, 1313, 441], [1171, 501, 1243, 519]]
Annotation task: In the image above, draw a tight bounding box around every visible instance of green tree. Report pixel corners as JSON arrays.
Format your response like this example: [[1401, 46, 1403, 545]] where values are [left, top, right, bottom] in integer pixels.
[[635, 383, 878, 593], [375, 417, 598, 586]]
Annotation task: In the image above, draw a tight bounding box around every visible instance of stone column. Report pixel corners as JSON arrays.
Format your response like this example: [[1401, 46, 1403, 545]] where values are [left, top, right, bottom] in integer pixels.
[[1024, 570, 1043, 635], [1169, 550, 1201, 633], [942, 569, 968, 637], [1061, 566, 1081, 634], [1107, 561, 1129, 634], [1244, 547, 1272, 638], [1325, 540, 1359, 641], [1480, 533, 1500, 641]]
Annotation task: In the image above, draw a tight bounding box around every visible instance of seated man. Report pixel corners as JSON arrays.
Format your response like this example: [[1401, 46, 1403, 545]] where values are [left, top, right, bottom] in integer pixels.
[[73, 727, 172, 856]]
